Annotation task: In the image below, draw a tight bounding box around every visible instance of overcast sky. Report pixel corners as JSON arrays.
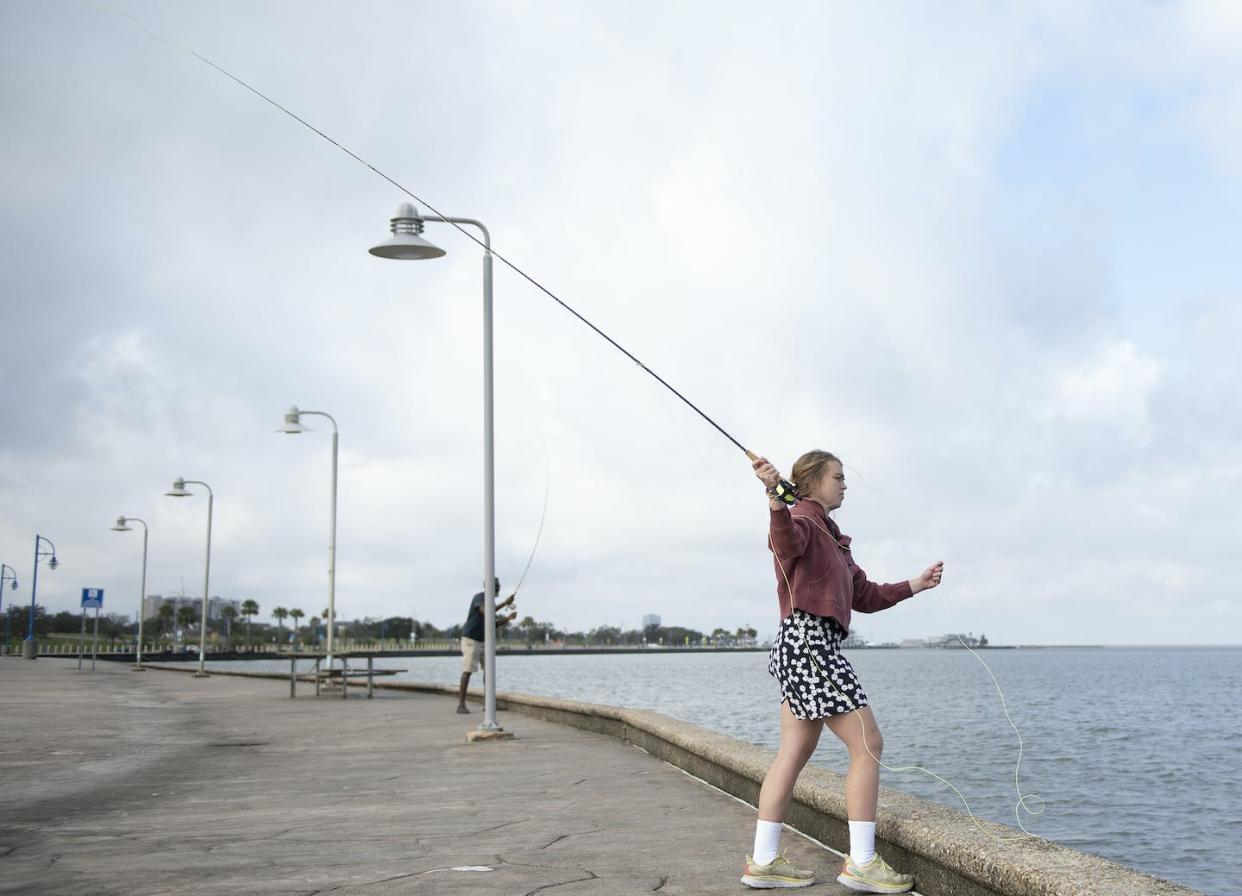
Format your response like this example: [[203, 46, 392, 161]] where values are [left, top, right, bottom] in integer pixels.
[[2, 1, 1239, 646]]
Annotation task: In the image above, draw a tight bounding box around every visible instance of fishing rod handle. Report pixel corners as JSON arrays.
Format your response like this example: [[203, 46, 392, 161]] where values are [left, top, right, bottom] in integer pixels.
[[746, 451, 799, 505]]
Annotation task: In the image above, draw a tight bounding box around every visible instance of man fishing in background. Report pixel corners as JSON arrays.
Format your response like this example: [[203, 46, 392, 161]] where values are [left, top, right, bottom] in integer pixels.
[[457, 577, 517, 714]]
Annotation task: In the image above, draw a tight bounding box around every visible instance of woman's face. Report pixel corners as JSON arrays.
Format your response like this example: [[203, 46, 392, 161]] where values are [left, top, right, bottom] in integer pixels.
[[808, 460, 846, 511]]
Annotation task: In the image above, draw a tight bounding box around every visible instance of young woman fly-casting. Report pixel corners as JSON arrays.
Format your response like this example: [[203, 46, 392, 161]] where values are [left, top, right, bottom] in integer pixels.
[[742, 451, 943, 892]]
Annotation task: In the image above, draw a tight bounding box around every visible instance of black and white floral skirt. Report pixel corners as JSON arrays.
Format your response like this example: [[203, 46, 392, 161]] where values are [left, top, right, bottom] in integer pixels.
[[768, 610, 869, 720]]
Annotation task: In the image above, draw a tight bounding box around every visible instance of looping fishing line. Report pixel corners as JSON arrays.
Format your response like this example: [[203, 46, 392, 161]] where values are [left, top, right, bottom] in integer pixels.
[[769, 512, 1044, 842], [840, 462, 885, 493], [511, 440, 551, 599], [654, 388, 743, 508]]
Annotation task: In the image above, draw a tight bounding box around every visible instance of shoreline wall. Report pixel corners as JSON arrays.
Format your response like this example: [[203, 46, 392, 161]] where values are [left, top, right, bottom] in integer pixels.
[[143, 664, 1200, 896]]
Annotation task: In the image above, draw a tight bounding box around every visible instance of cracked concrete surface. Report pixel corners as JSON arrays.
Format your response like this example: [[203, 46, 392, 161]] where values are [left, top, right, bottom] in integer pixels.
[[0, 659, 852, 895]]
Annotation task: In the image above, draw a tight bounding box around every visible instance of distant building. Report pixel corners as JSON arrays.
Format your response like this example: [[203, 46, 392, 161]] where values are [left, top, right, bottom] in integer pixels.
[[207, 596, 242, 621], [642, 614, 662, 629], [900, 638, 928, 648], [927, 633, 984, 648], [142, 594, 241, 622]]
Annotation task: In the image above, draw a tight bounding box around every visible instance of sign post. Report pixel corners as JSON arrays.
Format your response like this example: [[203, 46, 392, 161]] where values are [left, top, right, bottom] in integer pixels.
[[77, 608, 87, 670], [91, 605, 100, 670], [80, 589, 104, 672]]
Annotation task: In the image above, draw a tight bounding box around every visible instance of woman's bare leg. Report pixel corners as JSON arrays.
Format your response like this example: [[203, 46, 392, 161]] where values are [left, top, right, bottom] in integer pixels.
[[757, 702, 826, 821], [825, 706, 883, 821]]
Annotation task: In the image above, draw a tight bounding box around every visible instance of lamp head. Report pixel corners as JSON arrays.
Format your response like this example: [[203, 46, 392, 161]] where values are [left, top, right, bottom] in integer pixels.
[[279, 405, 309, 434], [112, 516, 132, 532], [368, 202, 446, 260], [48, 556, 59, 571], [166, 478, 192, 498], [8, 579, 16, 591]]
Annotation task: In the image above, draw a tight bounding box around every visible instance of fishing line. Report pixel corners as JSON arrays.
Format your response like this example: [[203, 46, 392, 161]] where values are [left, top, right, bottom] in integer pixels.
[[936, 589, 1045, 828], [840, 462, 885, 493], [654, 388, 743, 508], [511, 439, 551, 599]]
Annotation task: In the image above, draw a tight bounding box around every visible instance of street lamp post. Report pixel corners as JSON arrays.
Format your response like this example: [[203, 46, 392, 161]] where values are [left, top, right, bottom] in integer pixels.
[[112, 516, 150, 670], [1, 564, 18, 655], [278, 406, 339, 670], [166, 479, 213, 677], [370, 202, 504, 734], [24, 535, 59, 659]]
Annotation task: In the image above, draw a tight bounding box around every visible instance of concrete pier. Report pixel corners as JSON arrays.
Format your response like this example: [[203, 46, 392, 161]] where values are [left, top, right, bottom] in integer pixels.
[[0, 658, 833, 895], [0, 659, 1201, 896]]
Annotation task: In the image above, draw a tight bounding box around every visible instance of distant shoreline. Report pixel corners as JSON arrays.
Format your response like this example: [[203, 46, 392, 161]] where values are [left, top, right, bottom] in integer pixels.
[[110, 643, 1125, 662], [96, 642, 1242, 665]]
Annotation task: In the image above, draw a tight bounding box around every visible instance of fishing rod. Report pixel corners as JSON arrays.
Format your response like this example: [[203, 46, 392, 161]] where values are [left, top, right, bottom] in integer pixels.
[[127, 23, 800, 502]]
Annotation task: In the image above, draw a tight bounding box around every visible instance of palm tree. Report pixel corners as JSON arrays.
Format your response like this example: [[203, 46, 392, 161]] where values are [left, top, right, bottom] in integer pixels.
[[221, 605, 238, 647], [289, 608, 304, 646], [272, 607, 289, 645], [176, 605, 197, 643], [157, 602, 175, 649], [241, 599, 259, 649]]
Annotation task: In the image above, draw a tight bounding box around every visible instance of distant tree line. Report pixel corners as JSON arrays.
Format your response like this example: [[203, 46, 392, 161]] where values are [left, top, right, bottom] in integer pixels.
[[3, 604, 760, 651], [2, 606, 133, 642], [424, 616, 760, 648]]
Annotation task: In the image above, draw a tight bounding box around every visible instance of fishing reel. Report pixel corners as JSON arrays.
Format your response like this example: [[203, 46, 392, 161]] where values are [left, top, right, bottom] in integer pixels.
[[747, 451, 799, 505], [766, 478, 798, 506]]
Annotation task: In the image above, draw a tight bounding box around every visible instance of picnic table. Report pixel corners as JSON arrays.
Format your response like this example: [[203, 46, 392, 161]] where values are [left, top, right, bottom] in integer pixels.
[[285, 652, 405, 699]]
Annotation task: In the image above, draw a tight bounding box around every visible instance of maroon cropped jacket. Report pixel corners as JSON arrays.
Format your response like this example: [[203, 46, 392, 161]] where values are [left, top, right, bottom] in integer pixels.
[[768, 500, 913, 632]]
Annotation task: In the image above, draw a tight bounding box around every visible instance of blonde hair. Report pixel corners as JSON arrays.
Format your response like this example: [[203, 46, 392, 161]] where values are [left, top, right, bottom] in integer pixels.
[[791, 450, 841, 499]]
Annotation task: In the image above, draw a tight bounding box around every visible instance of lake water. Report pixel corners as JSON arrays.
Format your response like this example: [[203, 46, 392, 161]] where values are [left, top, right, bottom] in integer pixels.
[[205, 646, 1240, 895]]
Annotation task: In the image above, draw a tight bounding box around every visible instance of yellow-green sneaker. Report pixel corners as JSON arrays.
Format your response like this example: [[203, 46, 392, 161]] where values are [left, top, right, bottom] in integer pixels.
[[837, 853, 914, 893], [740, 851, 815, 889]]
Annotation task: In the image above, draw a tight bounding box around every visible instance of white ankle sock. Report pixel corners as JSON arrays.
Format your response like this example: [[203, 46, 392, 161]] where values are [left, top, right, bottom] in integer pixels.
[[848, 820, 876, 864], [752, 819, 783, 865]]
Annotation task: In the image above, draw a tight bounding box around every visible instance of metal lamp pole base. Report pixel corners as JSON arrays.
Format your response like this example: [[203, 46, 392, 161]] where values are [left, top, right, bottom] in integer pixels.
[[466, 728, 515, 743]]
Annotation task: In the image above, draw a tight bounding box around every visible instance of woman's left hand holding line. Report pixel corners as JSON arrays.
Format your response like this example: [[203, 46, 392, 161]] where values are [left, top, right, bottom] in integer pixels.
[[910, 561, 945, 594]]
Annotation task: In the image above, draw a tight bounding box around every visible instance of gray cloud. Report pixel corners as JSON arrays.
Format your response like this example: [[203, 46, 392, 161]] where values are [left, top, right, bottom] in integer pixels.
[[1, 1, 1239, 645]]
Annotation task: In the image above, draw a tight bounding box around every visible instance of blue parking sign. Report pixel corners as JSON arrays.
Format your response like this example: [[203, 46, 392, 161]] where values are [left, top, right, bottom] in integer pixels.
[[81, 588, 104, 609]]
